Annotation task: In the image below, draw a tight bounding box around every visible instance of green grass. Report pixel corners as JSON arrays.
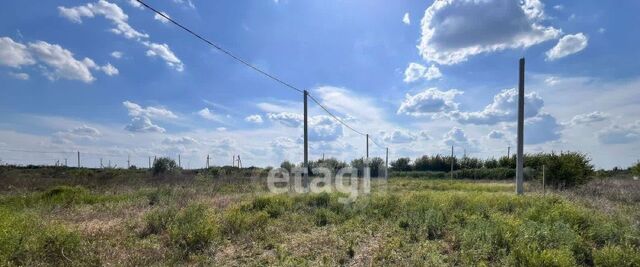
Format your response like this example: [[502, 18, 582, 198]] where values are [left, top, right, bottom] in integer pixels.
[[0, 173, 638, 266]]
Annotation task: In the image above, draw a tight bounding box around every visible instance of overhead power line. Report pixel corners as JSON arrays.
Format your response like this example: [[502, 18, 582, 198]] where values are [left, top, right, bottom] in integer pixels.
[[135, 0, 303, 94], [307, 93, 366, 137], [136, 0, 388, 151]]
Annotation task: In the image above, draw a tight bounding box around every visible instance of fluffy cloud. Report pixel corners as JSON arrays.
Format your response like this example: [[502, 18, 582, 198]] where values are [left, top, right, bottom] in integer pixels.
[[268, 113, 343, 141], [457, 88, 544, 125], [402, 13, 411, 25], [488, 130, 505, 139], [60, 1, 183, 72], [71, 125, 101, 137], [145, 43, 184, 71], [173, 0, 196, 9], [100, 63, 119, 76], [59, 0, 148, 40], [0, 37, 35, 67], [524, 113, 562, 144], [197, 108, 223, 122], [153, 11, 170, 24], [125, 116, 165, 133], [111, 51, 123, 59], [267, 112, 303, 127], [128, 0, 143, 9], [309, 116, 343, 142], [419, 0, 561, 65], [403, 63, 441, 83], [546, 33, 588, 61], [397, 88, 462, 117], [123, 101, 177, 119], [383, 130, 417, 144], [443, 127, 471, 147], [162, 136, 198, 146], [568, 111, 608, 126], [8, 72, 29, 80], [597, 121, 640, 145], [245, 114, 264, 124], [0, 37, 117, 83]]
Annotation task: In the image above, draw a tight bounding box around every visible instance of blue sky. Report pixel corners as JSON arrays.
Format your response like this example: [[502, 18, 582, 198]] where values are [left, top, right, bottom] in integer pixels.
[[1, 0, 639, 169]]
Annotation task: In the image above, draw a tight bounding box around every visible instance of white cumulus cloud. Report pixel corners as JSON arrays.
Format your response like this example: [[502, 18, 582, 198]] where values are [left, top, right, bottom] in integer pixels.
[[245, 114, 264, 124], [123, 101, 177, 119], [418, 0, 561, 65], [403, 63, 441, 83], [402, 12, 411, 25], [397, 88, 462, 118], [545, 33, 588, 61], [457, 88, 544, 125]]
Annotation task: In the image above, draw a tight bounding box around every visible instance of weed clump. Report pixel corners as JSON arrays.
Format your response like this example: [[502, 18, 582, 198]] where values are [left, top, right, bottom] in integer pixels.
[[0, 208, 98, 265]]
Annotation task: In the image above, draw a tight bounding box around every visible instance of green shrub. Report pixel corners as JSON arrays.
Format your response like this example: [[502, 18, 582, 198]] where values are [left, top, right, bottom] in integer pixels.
[[250, 195, 293, 218], [631, 161, 640, 177], [313, 208, 337, 226], [0, 208, 95, 265], [526, 152, 594, 188], [221, 208, 269, 237], [168, 204, 218, 255], [142, 206, 178, 236], [398, 208, 445, 241], [594, 245, 640, 267], [152, 157, 179, 176]]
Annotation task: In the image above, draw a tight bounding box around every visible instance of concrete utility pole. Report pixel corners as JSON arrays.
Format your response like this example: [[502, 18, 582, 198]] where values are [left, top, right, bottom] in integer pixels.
[[127, 154, 130, 169], [507, 146, 511, 159], [516, 58, 525, 195], [206, 154, 210, 168], [450, 145, 454, 179], [303, 90, 309, 189], [385, 147, 389, 180], [366, 134, 369, 160], [77, 151, 80, 168], [148, 157, 151, 169], [178, 154, 181, 168]]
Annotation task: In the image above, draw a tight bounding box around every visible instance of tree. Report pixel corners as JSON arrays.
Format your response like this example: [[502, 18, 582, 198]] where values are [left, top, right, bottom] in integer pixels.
[[390, 157, 411, 172], [152, 157, 178, 176], [630, 161, 640, 177], [280, 161, 294, 172], [484, 158, 498, 169]]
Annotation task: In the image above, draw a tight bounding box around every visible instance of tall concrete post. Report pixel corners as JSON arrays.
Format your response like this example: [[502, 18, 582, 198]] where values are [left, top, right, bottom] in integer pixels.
[[450, 145, 454, 179], [303, 90, 309, 190], [516, 58, 525, 195], [385, 147, 389, 180], [366, 134, 369, 159], [77, 151, 80, 168]]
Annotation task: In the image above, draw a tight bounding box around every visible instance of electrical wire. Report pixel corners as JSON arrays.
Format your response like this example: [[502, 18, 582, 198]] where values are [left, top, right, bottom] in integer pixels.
[[136, 0, 389, 151], [135, 0, 303, 94]]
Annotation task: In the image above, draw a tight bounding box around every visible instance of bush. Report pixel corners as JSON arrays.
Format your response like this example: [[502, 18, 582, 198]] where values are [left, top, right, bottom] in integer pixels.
[[142, 206, 178, 236], [527, 152, 594, 188], [0, 208, 95, 265], [390, 158, 412, 172], [221, 208, 269, 237], [593, 245, 640, 267], [152, 157, 179, 176], [168, 204, 218, 255], [631, 161, 640, 177]]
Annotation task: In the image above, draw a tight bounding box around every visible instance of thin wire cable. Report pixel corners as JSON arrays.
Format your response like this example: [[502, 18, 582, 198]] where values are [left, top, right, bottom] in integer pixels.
[[307, 93, 367, 136], [369, 138, 386, 150], [135, 0, 303, 94], [136, 0, 389, 151]]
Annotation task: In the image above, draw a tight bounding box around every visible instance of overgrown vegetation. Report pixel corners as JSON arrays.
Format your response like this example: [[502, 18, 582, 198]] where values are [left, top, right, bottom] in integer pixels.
[[0, 166, 638, 265]]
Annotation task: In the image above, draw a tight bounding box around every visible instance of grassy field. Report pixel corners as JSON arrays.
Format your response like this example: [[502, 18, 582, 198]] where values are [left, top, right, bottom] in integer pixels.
[[0, 168, 639, 266]]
